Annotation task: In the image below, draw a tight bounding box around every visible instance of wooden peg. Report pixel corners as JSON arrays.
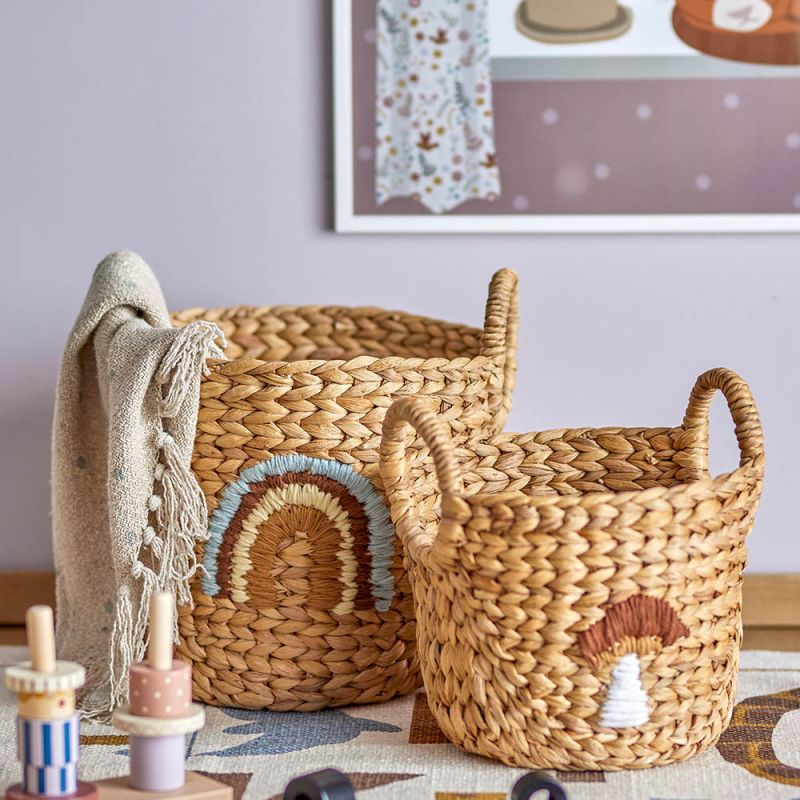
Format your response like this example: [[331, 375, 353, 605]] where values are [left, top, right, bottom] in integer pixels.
[[147, 592, 173, 672], [26, 605, 56, 674]]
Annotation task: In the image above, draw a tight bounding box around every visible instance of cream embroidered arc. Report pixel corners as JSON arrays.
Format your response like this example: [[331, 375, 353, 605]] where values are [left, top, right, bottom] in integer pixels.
[[578, 595, 690, 729], [202, 455, 396, 614]]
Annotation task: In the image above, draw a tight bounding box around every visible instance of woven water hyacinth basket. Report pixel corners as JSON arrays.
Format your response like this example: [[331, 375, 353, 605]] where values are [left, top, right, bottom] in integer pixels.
[[380, 368, 765, 771], [173, 269, 519, 711]]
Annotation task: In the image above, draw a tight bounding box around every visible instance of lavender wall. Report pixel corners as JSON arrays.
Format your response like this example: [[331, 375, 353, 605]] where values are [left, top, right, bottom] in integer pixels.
[[0, 1, 797, 571]]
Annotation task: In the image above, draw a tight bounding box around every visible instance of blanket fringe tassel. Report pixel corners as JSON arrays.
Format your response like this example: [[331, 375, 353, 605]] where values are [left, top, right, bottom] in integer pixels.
[[89, 321, 225, 720]]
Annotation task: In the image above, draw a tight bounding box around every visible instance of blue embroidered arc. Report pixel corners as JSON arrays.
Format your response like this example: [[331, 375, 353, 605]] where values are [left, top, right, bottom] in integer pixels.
[[201, 454, 396, 611]]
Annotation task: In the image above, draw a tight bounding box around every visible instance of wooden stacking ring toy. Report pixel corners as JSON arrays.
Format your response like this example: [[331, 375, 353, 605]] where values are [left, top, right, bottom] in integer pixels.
[[95, 592, 231, 800], [5, 605, 97, 800]]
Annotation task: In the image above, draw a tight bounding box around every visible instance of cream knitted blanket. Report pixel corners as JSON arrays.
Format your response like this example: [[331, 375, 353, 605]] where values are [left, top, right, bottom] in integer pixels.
[[52, 251, 225, 719]]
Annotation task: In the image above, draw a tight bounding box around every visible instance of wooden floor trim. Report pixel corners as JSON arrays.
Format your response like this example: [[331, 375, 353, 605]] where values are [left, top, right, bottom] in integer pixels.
[[743, 627, 800, 651], [4, 624, 791, 648], [0, 570, 797, 637], [739, 574, 800, 628], [0, 571, 56, 625]]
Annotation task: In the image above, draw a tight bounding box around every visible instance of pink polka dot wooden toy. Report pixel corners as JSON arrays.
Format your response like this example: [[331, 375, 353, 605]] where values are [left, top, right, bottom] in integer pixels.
[[95, 592, 231, 800], [5, 605, 97, 800]]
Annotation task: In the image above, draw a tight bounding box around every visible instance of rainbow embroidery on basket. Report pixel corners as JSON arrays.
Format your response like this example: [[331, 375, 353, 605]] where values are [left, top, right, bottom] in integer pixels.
[[202, 455, 395, 614]]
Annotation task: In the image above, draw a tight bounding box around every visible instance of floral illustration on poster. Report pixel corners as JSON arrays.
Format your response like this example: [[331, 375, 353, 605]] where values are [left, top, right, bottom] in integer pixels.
[[334, 0, 800, 232], [375, 0, 501, 212]]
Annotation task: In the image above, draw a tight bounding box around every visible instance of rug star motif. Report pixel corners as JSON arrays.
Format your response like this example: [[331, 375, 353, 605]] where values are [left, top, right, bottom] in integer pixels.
[[199, 708, 401, 757], [195, 771, 253, 800]]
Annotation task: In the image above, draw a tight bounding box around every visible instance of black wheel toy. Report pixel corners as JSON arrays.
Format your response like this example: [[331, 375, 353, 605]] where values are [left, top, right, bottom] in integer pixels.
[[283, 768, 356, 800], [510, 771, 568, 800]]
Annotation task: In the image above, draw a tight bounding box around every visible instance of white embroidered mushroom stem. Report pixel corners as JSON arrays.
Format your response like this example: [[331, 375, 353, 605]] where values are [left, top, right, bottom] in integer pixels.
[[600, 652, 650, 728], [577, 595, 689, 730]]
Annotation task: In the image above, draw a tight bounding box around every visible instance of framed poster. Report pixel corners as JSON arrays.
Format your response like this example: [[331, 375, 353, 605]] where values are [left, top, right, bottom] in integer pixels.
[[333, 0, 800, 233]]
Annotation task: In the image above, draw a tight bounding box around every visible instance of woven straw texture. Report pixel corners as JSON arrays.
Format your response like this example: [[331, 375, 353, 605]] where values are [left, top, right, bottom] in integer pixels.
[[173, 269, 519, 712], [380, 368, 765, 771]]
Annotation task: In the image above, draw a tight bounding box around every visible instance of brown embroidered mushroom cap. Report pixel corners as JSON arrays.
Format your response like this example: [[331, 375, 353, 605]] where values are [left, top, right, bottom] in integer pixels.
[[578, 595, 690, 670]]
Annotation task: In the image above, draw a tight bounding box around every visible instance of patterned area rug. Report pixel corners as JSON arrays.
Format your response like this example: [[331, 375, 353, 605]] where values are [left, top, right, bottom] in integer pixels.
[[2, 647, 799, 799]]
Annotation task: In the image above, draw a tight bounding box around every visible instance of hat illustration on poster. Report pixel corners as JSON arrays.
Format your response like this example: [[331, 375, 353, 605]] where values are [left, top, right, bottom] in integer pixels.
[[672, 1, 800, 65], [515, 0, 633, 44]]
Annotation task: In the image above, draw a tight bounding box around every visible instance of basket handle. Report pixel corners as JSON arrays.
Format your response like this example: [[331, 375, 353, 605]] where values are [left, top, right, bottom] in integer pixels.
[[380, 398, 464, 564], [480, 268, 519, 430], [682, 368, 765, 469]]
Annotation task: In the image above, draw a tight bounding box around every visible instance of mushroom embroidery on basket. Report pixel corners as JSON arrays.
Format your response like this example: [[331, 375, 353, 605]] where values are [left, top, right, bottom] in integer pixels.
[[578, 595, 690, 729], [201, 455, 396, 614]]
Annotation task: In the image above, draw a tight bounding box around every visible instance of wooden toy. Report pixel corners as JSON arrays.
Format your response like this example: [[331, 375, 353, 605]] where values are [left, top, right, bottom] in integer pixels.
[[95, 592, 231, 800], [5, 605, 97, 800]]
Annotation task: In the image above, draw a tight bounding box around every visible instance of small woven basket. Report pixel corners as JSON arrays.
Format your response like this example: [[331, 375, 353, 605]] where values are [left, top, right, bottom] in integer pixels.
[[380, 368, 765, 771], [174, 269, 518, 711]]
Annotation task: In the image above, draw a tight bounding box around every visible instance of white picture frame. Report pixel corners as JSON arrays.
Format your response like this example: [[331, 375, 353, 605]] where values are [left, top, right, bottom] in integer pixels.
[[333, 0, 800, 234]]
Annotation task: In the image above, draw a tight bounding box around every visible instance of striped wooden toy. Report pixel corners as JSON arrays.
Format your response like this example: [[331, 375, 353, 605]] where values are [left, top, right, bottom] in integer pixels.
[[18, 715, 81, 795], [5, 606, 96, 800]]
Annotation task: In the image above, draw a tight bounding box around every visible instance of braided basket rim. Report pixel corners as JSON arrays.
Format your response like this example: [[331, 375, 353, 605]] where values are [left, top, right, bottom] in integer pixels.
[[201, 353, 499, 372], [441, 452, 763, 510], [173, 304, 493, 371]]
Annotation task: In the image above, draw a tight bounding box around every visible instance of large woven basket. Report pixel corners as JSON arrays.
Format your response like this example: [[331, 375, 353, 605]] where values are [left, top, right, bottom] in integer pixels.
[[380, 368, 765, 771], [174, 269, 518, 710]]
